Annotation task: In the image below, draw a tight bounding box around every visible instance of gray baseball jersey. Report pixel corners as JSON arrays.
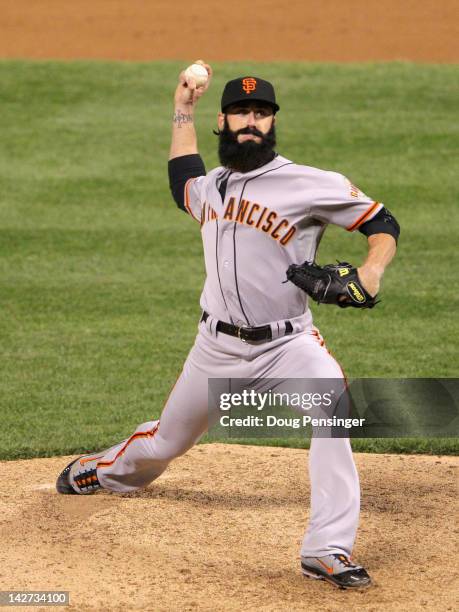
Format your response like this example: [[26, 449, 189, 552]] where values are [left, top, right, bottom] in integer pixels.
[[184, 154, 382, 327]]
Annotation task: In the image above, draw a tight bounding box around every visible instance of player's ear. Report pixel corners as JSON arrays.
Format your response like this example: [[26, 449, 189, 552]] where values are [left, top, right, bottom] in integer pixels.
[[217, 113, 225, 131]]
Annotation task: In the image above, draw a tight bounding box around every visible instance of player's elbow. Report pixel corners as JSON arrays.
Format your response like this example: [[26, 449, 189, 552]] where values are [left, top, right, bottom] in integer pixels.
[[358, 207, 400, 243]]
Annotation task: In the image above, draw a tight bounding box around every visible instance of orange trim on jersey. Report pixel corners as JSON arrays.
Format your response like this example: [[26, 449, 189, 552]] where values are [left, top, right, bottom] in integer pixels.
[[346, 201, 381, 232], [80, 454, 106, 465], [97, 423, 160, 468], [184, 178, 200, 223], [311, 329, 348, 386], [311, 329, 326, 348]]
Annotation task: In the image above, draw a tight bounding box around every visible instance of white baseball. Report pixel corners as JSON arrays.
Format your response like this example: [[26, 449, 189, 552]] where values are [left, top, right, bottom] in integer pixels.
[[184, 63, 208, 88]]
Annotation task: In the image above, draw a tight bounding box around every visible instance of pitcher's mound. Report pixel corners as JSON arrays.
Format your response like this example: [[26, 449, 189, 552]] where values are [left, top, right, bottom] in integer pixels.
[[0, 444, 457, 611]]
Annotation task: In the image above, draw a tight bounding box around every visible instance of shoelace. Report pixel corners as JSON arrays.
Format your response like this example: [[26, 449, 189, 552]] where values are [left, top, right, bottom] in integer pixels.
[[333, 554, 361, 570]]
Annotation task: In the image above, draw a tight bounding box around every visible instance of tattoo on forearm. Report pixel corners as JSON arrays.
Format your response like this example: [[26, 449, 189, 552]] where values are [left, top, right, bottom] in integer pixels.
[[173, 109, 193, 128]]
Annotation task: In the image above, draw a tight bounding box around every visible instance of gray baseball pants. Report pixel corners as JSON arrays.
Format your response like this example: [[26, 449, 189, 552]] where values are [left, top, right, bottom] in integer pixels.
[[96, 322, 360, 558]]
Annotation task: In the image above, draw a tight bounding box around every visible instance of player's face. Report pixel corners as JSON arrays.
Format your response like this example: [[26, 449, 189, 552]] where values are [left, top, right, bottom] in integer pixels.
[[218, 103, 275, 143], [216, 102, 277, 173]]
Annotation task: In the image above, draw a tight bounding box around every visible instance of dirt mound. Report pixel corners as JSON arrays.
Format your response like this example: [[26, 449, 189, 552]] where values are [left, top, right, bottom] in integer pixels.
[[1, 445, 457, 611]]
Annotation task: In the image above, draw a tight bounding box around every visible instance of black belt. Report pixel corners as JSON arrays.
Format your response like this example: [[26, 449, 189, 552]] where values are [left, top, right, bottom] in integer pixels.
[[201, 311, 293, 343]]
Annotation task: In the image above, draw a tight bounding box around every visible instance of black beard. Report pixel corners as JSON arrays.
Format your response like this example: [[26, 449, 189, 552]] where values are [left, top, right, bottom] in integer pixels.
[[217, 119, 276, 173]]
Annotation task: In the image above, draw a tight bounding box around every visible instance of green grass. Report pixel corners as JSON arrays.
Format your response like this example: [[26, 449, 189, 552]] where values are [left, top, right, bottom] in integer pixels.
[[0, 60, 458, 459]]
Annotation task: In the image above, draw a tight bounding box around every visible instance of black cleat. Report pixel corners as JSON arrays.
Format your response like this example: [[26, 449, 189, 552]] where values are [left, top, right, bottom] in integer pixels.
[[56, 455, 102, 495], [56, 458, 80, 494], [301, 553, 372, 589]]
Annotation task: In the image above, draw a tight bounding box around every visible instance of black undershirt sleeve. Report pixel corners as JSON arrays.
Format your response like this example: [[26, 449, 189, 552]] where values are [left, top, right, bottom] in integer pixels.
[[358, 206, 400, 243], [168, 154, 206, 212]]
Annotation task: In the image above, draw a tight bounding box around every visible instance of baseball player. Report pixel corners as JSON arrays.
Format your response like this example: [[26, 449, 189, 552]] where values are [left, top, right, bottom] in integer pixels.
[[57, 62, 399, 590]]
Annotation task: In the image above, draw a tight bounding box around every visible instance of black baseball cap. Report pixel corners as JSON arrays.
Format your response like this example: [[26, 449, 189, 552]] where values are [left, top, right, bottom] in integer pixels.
[[221, 76, 280, 113]]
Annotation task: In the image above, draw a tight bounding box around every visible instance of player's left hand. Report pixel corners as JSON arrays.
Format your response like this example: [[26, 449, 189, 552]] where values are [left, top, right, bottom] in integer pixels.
[[285, 260, 380, 309]]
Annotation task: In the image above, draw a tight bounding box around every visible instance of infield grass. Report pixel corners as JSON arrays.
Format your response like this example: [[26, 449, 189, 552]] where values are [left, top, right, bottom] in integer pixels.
[[0, 60, 457, 458]]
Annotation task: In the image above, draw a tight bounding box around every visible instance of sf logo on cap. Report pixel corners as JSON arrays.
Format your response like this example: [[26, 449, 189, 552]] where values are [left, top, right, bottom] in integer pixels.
[[242, 77, 257, 94]]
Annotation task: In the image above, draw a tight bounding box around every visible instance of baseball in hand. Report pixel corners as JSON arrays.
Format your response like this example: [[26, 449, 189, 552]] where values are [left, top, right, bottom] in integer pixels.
[[184, 63, 209, 88]]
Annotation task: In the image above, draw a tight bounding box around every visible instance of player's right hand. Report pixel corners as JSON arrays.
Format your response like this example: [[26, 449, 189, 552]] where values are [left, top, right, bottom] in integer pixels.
[[174, 60, 212, 107]]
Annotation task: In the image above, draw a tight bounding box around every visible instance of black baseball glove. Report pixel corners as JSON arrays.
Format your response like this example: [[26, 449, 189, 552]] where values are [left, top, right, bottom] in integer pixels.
[[285, 261, 379, 309]]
